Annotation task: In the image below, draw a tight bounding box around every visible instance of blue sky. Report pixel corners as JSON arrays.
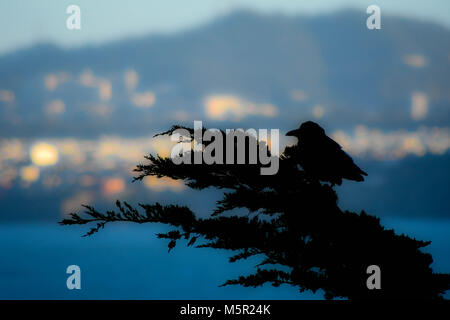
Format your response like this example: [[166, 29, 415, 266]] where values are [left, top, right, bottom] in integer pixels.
[[1, 0, 449, 55]]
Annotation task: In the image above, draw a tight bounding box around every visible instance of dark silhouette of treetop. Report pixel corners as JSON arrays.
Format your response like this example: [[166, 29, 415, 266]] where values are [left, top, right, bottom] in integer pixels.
[[61, 121, 450, 299]]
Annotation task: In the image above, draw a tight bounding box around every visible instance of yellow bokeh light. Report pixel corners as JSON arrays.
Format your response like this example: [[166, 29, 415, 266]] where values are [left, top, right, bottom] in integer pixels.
[[124, 69, 139, 91], [102, 177, 125, 195], [206, 95, 242, 120], [45, 99, 66, 115], [291, 89, 308, 102], [152, 136, 174, 158], [312, 104, 325, 119], [44, 73, 69, 91], [410, 92, 428, 121], [132, 91, 156, 108], [20, 166, 40, 182], [205, 95, 277, 121], [80, 69, 96, 87], [403, 54, 427, 68], [99, 80, 112, 101], [44, 74, 58, 91], [30, 143, 59, 166], [143, 176, 184, 192]]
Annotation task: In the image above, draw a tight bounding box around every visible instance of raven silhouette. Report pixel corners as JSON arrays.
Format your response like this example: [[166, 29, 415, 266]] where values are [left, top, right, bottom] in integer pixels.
[[286, 121, 367, 185]]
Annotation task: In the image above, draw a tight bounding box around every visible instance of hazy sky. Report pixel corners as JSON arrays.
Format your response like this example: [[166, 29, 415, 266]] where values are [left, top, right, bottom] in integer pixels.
[[1, 0, 449, 55]]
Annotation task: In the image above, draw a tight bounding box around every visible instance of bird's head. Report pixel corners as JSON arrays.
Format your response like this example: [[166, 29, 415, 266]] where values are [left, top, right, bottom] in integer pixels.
[[286, 121, 325, 140]]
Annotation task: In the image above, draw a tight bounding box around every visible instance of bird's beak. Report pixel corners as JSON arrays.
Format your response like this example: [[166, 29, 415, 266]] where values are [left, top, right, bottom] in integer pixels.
[[286, 129, 300, 137]]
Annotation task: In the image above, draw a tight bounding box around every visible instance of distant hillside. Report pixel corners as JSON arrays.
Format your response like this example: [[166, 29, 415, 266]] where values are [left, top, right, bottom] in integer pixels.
[[0, 10, 449, 137]]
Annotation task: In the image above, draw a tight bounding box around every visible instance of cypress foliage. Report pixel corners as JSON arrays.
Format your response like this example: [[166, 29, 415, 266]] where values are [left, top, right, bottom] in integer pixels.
[[60, 124, 450, 299]]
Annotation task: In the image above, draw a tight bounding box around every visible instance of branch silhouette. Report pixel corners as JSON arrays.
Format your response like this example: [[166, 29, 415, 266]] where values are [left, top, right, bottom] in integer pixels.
[[60, 121, 450, 299]]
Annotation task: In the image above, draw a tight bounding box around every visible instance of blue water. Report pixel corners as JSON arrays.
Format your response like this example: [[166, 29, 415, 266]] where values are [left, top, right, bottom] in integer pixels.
[[0, 219, 448, 299]]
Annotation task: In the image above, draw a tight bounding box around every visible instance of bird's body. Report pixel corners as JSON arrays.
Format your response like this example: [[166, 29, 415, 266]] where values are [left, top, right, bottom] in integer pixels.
[[286, 121, 367, 185]]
